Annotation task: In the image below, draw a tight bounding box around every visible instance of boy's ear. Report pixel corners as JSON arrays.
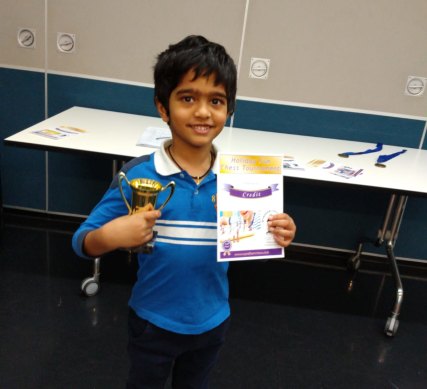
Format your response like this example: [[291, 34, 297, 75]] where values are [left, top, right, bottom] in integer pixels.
[[155, 98, 169, 123]]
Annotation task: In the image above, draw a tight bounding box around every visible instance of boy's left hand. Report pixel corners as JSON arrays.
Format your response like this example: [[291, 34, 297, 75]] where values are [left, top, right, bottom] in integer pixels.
[[267, 213, 296, 247]]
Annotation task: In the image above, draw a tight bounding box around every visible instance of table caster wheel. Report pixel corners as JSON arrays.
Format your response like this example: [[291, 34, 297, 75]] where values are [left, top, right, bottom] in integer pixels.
[[81, 277, 100, 297], [385, 316, 399, 337]]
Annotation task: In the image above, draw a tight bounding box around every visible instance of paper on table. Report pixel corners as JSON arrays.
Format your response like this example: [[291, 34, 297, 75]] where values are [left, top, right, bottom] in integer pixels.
[[283, 155, 305, 170], [306, 159, 363, 179], [137, 126, 171, 148], [32, 126, 85, 140]]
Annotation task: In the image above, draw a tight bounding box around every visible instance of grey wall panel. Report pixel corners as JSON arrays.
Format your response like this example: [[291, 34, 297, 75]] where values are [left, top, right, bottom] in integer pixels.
[[239, 0, 427, 117], [0, 0, 46, 69], [47, 0, 246, 84]]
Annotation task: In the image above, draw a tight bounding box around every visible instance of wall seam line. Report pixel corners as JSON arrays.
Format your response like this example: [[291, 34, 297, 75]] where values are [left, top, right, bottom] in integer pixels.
[[44, 0, 49, 213], [230, 0, 250, 129]]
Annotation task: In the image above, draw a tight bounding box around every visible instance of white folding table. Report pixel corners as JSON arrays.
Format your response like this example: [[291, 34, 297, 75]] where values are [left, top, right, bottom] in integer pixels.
[[5, 106, 427, 336]]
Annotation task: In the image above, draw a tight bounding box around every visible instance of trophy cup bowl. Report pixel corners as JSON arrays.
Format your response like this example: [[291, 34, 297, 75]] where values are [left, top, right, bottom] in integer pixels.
[[118, 172, 175, 253]]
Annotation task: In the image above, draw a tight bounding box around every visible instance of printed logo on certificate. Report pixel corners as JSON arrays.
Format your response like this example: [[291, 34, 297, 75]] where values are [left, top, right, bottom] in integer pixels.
[[217, 154, 284, 261]]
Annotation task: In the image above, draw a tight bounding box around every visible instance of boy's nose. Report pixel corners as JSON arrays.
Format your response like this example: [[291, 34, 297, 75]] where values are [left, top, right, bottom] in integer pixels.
[[194, 102, 211, 118]]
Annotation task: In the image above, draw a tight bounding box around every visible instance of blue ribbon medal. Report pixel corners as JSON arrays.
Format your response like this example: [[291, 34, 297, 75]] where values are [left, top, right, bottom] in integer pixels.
[[375, 149, 407, 168], [338, 142, 383, 158], [338, 142, 406, 167]]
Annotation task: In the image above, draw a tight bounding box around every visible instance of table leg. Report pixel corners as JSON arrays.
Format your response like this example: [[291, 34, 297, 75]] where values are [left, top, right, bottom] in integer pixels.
[[348, 193, 407, 336], [382, 194, 407, 337], [112, 159, 127, 177], [376, 193, 397, 246], [112, 159, 119, 177]]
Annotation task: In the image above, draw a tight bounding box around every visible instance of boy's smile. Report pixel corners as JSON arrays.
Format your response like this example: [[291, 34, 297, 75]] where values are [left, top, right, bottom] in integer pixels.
[[157, 69, 229, 152]]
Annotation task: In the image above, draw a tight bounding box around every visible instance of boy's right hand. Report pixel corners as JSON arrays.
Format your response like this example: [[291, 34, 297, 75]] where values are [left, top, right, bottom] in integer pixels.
[[110, 210, 161, 249], [83, 209, 161, 257]]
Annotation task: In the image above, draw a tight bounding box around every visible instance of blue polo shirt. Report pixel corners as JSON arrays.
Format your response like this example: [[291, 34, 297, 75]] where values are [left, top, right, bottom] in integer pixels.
[[72, 143, 229, 334]]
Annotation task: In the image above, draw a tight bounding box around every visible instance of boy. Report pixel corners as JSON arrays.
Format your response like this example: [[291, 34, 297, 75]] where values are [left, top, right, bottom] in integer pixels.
[[72, 35, 296, 388]]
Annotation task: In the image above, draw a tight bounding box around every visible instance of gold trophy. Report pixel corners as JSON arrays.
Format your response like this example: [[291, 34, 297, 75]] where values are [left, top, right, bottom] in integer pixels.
[[118, 172, 175, 253]]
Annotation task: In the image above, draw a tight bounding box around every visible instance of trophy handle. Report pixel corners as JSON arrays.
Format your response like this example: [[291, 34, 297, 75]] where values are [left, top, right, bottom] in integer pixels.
[[118, 172, 132, 213], [157, 181, 175, 210]]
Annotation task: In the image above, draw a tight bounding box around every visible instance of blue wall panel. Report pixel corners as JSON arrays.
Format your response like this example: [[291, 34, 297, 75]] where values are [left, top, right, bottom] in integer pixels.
[[2, 69, 427, 260], [48, 74, 158, 117], [233, 100, 425, 148], [285, 179, 389, 253], [47, 151, 114, 215], [394, 197, 427, 259], [0, 68, 46, 209]]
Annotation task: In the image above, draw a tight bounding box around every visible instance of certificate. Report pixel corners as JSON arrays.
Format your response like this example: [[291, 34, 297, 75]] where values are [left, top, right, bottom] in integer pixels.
[[217, 153, 284, 261]]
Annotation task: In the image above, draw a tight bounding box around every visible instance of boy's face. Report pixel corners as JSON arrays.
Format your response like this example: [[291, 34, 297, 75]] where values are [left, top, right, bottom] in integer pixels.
[[156, 69, 228, 150]]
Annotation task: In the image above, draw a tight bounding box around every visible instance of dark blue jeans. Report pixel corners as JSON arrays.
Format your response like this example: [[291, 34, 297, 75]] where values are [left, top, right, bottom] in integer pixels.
[[126, 309, 230, 389]]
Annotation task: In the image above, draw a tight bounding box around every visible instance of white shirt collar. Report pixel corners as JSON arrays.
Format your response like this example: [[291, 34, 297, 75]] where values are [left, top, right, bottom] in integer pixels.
[[154, 140, 219, 176]]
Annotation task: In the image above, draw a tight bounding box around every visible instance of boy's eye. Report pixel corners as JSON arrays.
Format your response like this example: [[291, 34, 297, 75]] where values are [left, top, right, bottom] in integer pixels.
[[212, 98, 225, 105], [182, 96, 194, 103]]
